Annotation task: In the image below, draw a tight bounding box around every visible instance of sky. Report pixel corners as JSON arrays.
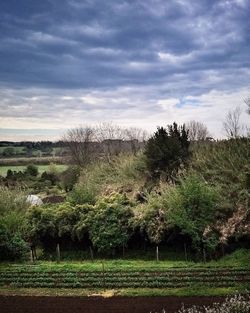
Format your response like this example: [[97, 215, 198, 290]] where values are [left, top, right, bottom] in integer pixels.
[[0, 0, 249, 141]]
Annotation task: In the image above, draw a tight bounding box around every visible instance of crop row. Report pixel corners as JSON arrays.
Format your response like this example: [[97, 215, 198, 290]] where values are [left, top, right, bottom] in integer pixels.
[[1, 271, 249, 279], [1, 280, 248, 289], [0, 275, 249, 289], [1, 275, 249, 282], [1, 267, 248, 273], [1, 269, 249, 276]]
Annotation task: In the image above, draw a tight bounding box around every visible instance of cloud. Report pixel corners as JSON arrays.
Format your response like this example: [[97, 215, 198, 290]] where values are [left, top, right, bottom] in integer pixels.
[[0, 0, 249, 140], [0, 86, 249, 140]]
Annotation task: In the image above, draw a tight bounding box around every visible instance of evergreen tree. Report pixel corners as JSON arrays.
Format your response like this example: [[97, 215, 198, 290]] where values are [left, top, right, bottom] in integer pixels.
[[144, 123, 189, 179]]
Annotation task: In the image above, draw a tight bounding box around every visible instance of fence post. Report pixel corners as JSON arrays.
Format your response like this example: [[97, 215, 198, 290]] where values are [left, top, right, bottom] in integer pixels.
[[102, 261, 106, 288], [56, 243, 60, 263], [30, 248, 34, 263], [184, 243, 188, 262], [89, 246, 94, 262], [203, 248, 206, 263]]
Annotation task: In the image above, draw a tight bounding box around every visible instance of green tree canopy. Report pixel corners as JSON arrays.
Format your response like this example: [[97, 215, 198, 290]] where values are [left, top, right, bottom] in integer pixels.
[[144, 123, 189, 179], [87, 193, 133, 253]]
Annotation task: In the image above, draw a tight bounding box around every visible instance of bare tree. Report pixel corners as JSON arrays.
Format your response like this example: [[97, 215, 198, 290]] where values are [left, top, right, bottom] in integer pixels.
[[223, 106, 242, 139], [96, 122, 125, 162], [244, 97, 250, 115], [124, 127, 148, 154], [186, 120, 210, 141], [63, 126, 96, 167]]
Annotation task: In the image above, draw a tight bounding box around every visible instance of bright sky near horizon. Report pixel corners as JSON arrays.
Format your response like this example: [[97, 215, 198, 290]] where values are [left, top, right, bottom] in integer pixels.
[[0, 0, 249, 141]]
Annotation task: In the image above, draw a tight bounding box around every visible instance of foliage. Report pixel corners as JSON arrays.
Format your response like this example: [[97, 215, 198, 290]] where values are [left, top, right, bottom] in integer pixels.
[[165, 175, 220, 252], [68, 181, 98, 205], [0, 216, 29, 260], [191, 138, 250, 200], [84, 193, 133, 253], [25, 164, 39, 177], [25, 202, 93, 246], [133, 191, 172, 245], [2, 147, 15, 157], [190, 138, 250, 243], [177, 294, 250, 313], [69, 152, 147, 205], [0, 187, 29, 216], [60, 165, 80, 192], [144, 123, 189, 179]]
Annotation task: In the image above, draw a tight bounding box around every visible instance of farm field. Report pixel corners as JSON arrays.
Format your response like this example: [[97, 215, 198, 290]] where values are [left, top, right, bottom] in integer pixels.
[[0, 156, 66, 166], [0, 164, 68, 176], [0, 146, 26, 154], [0, 249, 249, 297], [0, 258, 249, 313], [0, 264, 249, 290]]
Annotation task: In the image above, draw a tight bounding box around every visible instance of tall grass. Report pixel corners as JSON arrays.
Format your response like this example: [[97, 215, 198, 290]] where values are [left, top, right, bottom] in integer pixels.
[[69, 152, 147, 204], [0, 187, 30, 216], [190, 138, 249, 189]]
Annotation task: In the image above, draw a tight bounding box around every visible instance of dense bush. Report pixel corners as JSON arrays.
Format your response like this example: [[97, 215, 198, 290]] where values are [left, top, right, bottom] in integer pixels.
[[25, 202, 92, 246], [133, 191, 172, 248], [0, 218, 29, 260], [165, 175, 220, 252], [26, 193, 134, 254], [25, 164, 39, 177], [144, 123, 189, 179], [86, 193, 133, 253]]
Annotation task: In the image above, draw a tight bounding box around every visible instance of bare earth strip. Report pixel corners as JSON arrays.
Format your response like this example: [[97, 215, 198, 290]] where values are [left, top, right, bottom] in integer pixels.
[[0, 295, 225, 313]]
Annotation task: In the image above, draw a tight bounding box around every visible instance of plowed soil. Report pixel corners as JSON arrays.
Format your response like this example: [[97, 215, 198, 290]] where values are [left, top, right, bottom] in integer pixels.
[[0, 295, 224, 313]]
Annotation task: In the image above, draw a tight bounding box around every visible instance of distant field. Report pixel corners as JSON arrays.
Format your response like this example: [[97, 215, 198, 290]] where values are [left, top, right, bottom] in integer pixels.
[[0, 146, 26, 154], [0, 156, 66, 166], [0, 164, 68, 177]]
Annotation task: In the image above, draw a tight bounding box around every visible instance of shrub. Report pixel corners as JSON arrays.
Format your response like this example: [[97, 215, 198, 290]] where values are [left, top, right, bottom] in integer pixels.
[[25, 202, 93, 247], [0, 187, 30, 216], [0, 220, 29, 260], [68, 182, 98, 205], [60, 166, 80, 192], [25, 164, 39, 177], [86, 193, 133, 253], [165, 175, 220, 252], [177, 294, 250, 313], [133, 191, 173, 247], [144, 123, 189, 179]]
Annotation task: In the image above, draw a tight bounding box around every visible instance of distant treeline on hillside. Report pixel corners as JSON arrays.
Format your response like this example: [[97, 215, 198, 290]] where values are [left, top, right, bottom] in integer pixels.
[[0, 140, 64, 148], [0, 139, 144, 160]]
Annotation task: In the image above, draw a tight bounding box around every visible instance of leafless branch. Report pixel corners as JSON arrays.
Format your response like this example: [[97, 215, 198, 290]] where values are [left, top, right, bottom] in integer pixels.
[[186, 120, 210, 141], [223, 106, 242, 139]]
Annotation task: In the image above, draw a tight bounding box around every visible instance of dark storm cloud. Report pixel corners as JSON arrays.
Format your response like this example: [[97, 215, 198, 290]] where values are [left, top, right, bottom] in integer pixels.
[[0, 0, 250, 139], [0, 0, 249, 91]]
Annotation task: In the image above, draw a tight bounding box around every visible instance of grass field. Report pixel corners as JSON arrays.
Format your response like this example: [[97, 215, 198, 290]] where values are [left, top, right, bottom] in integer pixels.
[[0, 164, 68, 176]]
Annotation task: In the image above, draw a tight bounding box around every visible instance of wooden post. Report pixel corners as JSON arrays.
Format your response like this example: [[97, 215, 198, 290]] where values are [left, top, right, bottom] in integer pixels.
[[203, 248, 206, 263], [156, 245, 159, 262], [56, 243, 60, 263], [34, 246, 37, 260], [222, 244, 225, 257], [30, 248, 34, 263], [89, 246, 94, 262], [102, 261, 105, 288], [184, 243, 188, 262], [122, 243, 125, 258]]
